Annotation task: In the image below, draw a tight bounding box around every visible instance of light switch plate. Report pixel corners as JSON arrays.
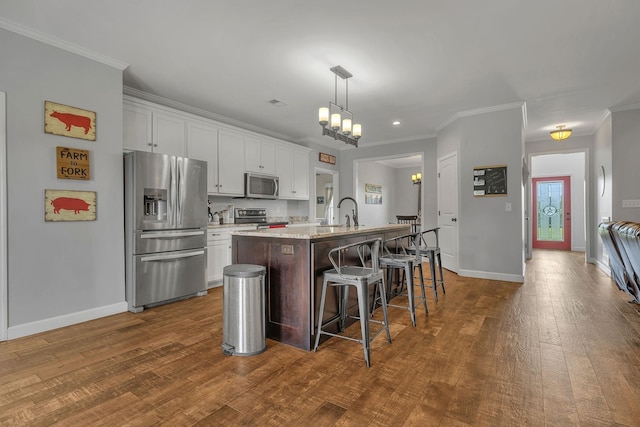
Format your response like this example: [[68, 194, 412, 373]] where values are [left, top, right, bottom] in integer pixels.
[[505, 202, 512, 212], [622, 200, 640, 208]]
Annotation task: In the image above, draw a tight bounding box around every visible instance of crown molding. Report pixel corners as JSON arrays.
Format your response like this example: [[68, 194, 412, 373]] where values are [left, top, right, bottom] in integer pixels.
[[436, 101, 526, 132], [0, 17, 128, 70], [124, 87, 297, 144], [609, 102, 640, 113]]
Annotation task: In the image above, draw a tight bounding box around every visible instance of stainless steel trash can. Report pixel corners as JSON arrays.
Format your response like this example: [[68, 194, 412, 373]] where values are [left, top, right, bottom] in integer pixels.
[[221, 264, 267, 356]]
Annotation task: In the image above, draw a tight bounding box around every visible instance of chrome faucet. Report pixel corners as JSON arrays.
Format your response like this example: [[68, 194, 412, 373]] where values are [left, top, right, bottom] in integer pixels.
[[337, 196, 359, 227]]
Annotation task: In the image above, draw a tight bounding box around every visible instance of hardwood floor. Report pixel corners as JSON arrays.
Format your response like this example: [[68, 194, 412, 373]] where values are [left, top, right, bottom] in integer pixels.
[[2, 250, 640, 426]]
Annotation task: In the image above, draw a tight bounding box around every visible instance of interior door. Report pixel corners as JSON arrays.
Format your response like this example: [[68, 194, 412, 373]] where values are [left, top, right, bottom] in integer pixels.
[[1, 92, 7, 341], [532, 176, 571, 250], [438, 152, 458, 272]]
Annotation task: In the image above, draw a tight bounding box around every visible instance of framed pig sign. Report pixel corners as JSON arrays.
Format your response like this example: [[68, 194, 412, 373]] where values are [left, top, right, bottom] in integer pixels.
[[45, 189, 96, 221], [44, 101, 96, 141]]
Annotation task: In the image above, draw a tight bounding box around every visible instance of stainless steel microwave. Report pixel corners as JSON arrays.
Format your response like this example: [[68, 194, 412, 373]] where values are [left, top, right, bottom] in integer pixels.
[[244, 172, 279, 199]]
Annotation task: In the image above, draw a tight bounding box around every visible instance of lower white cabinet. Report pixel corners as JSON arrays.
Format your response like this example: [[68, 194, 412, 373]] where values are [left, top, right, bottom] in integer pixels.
[[206, 226, 256, 287], [207, 229, 231, 287]]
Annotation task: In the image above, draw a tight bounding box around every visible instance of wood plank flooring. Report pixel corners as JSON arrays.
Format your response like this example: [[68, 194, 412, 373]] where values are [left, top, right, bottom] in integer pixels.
[[2, 250, 640, 426]]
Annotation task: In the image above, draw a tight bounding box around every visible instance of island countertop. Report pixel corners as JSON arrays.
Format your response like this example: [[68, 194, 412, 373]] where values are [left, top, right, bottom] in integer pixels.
[[231, 223, 408, 239]]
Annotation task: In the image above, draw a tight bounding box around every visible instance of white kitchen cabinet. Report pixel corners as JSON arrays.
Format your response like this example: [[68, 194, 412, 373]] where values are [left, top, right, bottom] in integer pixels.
[[152, 110, 186, 157], [245, 136, 276, 175], [207, 229, 231, 286], [186, 121, 219, 194], [123, 103, 152, 152], [276, 145, 310, 200], [218, 130, 246, 196], [123, 99, 186, 156]]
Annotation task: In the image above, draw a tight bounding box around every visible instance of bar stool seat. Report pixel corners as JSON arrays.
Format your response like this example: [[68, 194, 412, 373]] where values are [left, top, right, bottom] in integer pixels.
[[377, 232, 428, 327], [406, 227, 445, 301], [313, 238, 391, 368]]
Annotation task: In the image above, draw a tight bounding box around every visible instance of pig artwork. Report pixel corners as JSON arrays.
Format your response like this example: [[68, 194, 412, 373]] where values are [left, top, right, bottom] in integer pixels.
[[50, 111, 92, 135], [51, 197, 90, 214]]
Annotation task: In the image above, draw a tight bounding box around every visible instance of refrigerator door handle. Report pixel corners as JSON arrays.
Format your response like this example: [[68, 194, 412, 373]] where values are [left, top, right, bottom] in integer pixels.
[[140, 249, 205, 262], [141, 230, 205, 239], [176, 157, 183, 227]]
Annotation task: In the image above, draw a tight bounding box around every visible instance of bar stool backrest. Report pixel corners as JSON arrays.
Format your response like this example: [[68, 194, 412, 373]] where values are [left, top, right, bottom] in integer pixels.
[[328, 237, 383, 274], [396, 215, 419, 233], [383, 232, 422, 261]]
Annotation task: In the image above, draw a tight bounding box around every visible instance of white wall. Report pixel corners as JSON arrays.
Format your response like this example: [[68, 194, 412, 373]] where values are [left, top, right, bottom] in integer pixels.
[[395, 167, 422, 219], [593, 113, 612, 265], [1, 29, 126, 338], [354, 160, 395, 225], [531, 152, 586, 251]]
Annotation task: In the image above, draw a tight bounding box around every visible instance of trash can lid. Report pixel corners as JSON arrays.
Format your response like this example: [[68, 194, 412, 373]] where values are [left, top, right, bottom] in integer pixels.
[[223, 264, 266, 278]]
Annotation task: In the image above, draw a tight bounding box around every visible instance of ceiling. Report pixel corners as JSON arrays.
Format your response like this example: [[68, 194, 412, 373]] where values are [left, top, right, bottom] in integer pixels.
[[2, 1, 640, 148]]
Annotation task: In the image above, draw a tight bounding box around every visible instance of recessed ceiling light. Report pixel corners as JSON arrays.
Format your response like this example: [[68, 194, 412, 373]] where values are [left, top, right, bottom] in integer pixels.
[[392, 121, 400, 126]]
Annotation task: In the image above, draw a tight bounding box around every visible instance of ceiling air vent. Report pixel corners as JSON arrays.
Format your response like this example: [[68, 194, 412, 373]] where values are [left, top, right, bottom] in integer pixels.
[[268, 99, 287, 108]]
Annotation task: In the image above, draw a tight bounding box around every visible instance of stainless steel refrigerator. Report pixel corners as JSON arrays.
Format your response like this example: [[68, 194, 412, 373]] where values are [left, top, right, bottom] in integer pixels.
[[124, 151, 208, 313]]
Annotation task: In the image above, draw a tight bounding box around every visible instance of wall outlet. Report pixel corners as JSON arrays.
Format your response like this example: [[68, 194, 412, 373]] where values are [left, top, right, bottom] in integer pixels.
[[622, 200, 640, 208]]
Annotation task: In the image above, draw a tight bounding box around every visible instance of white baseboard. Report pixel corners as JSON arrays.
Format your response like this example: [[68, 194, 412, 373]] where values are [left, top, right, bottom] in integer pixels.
[[594, 259, 611, 277], [7, 301, 128, 340], [458, 269, 524, 283]]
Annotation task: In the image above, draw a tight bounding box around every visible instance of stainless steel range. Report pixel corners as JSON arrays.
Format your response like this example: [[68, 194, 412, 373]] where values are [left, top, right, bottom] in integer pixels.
[[234, 208, 288, 228]]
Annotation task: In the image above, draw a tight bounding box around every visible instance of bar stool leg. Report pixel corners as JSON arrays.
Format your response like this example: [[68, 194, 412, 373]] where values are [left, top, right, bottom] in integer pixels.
[[356, 283, 371, 367], [404, 263, 416, 327], [437, 252, 445, 295], [415, 262, 428, 314], [427, 252, 439, 301], [378, 278, 392, 344], [340, 285, 349, 331], [313, 276, 330, 352]]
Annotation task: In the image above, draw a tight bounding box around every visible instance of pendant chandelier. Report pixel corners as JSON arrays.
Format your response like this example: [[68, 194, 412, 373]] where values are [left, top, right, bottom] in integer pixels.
[[318, 65, 362, 147], [550, 124, 572, 141]]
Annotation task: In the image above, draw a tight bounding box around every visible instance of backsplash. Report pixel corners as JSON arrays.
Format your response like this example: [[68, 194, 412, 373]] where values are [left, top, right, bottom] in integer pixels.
[[208, 195, 310, 224]]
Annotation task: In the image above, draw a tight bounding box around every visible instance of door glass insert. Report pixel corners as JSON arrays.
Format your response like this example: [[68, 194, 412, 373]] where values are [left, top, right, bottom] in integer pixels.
[[536, 180, 564, 241]]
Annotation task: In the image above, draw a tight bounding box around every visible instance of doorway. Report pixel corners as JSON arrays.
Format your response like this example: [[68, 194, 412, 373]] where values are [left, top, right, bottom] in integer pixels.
[[1, 92, 7, 341], [532, 176, 572, 250], [313, 168, 339, 224]]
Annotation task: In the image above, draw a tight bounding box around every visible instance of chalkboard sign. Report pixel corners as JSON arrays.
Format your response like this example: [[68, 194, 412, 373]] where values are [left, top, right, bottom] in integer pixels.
[[473, 165, 507, 196]]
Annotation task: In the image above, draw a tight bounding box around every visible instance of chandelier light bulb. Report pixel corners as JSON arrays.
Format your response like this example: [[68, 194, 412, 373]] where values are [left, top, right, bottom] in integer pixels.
[[352, 123, 362, 139], [318, 107, 329, 126], [342, 118, 352, 135], [331, 113, 341, 131]]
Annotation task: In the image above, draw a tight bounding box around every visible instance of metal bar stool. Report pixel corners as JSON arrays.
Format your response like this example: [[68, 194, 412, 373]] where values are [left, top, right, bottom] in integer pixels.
[[396, 215, 420, 233], [377, 232, 428, 327], [407, 227, 445, 302], [313, 237, 391, 367]]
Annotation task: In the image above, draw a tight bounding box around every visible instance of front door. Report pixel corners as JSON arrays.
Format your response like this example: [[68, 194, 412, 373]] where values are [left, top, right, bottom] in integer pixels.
[[532, 176, 571, 250]]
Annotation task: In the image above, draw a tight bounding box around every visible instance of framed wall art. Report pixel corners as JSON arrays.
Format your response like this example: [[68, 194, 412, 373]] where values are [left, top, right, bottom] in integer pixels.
[[44, 189, 96, 221], [45, 101, 96, 141], [365, 183, 382, 205]]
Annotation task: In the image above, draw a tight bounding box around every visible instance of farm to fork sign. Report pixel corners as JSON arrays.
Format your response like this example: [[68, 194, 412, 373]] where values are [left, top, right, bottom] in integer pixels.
[[45, 101, 96, 141], [56, 147, 90, 180]]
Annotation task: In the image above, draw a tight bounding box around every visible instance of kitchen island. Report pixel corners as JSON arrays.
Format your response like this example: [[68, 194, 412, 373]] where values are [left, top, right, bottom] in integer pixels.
[[231, 224, 410, 350]]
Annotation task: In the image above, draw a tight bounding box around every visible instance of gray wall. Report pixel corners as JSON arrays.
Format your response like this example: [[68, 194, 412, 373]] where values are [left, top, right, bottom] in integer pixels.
[[439, 106, 525, 281], [459, 107, 524, 278], [1, 29, 126, 337], [612, 109, 640, 222], [338, 137, 438, 229]]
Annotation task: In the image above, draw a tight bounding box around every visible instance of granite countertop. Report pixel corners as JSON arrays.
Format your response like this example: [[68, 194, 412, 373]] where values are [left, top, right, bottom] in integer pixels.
[[231, 223, 409, 239]]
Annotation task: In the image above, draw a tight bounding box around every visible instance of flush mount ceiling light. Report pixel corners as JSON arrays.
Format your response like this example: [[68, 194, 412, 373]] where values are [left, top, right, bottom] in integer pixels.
[[318, 65, 362, 147], [550, 124, 572, 141]]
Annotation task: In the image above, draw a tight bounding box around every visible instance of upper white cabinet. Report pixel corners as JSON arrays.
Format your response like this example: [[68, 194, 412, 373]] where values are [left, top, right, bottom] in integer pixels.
[[186, 121, 219, 194], [244, 137, 276, 175], [124, 96, 310, 200], [123, 99, 185, 156], [277, 145, 310, 200], [217, 131, 246, 196], [123, 103, 152, 152]]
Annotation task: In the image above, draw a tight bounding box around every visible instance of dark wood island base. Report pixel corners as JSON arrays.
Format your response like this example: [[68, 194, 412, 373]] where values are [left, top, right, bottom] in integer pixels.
[[231, 224, 409, 351]]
